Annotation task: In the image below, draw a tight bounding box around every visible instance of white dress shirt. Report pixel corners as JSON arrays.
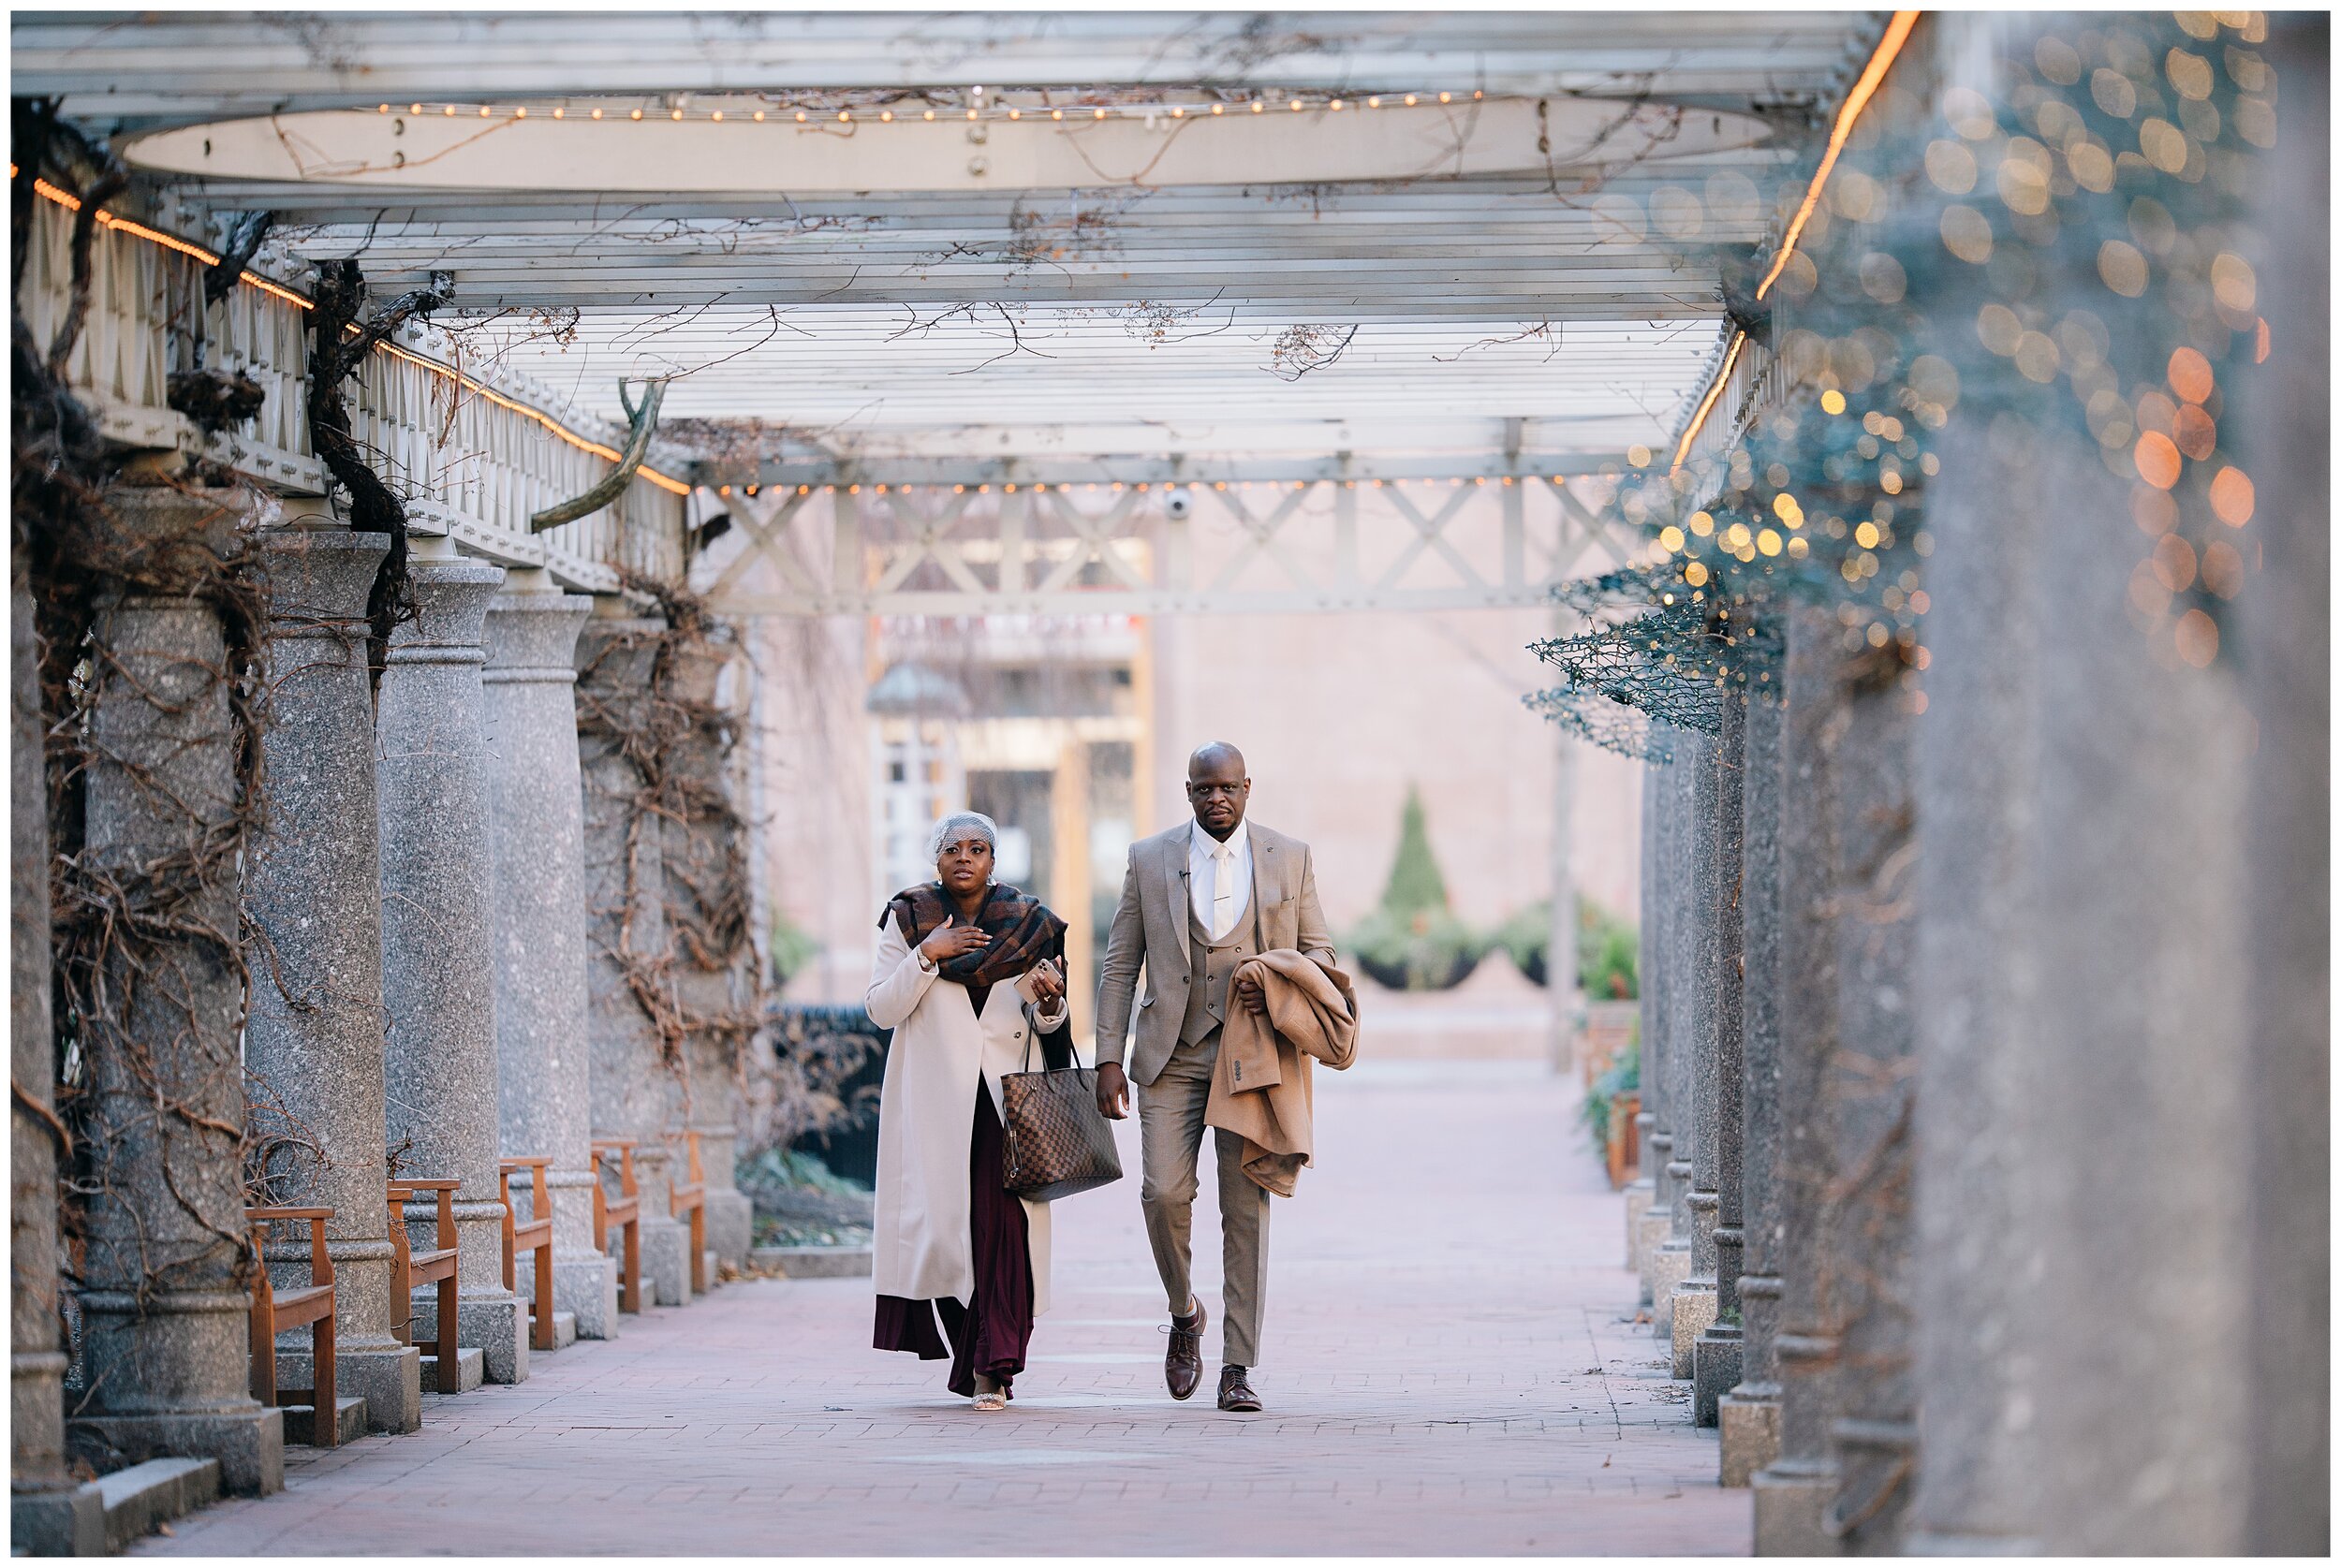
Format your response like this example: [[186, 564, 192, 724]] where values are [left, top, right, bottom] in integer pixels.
[[1187, 817, 1254, 941]]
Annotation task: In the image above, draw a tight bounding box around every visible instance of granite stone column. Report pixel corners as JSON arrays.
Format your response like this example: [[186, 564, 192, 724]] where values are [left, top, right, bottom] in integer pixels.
[[2237, 20, 2328, 1552], [1653, 728, 1704, 1346], [1904, 163, 2301, 1554], [1637, 730, 1686, 1326], [665, 637, 754, 1278], [1719, 680, 1786, 1484], [1694, 696, 1747, 1424], [1816, 612, 1919, 1555], [1622, 756, 1659, 1282], [578, 612, 693, 1307], [1751, 601, 1918, 1555], [483, 577, 617, 1341], [66, 485, 282, 1496], [378, 547, 527, 1385], [1752, 605, 1853, 1556], [1671, 725, 1723, 1381], [12, 571, 104, 1551], [242, 518, 421, 1432]]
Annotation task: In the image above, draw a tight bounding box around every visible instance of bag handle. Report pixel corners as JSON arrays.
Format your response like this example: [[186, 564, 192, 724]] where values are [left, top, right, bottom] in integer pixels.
[[1018, 959, 1082, 1074]]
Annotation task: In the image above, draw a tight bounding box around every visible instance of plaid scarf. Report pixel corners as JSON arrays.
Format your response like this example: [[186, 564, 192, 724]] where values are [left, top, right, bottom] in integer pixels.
[[882, 882, 1067, 993]]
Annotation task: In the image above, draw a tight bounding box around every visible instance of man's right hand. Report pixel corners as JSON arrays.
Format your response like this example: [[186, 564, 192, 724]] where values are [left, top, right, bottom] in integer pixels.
[[1094, 1061, 1129, 1121]]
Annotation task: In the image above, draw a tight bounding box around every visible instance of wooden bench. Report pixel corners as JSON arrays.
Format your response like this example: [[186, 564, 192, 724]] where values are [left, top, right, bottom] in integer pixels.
[[669, 1131, 708, 1297], [590, 1140, 643, 1315], [246, 1206, 338, 1447], [499, 1158, 556, 1353], [389, 1179, 464, 1394]]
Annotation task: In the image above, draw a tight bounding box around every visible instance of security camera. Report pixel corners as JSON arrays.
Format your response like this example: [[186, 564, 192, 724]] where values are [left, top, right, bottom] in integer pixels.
[[1163, 487, 1194, 520]]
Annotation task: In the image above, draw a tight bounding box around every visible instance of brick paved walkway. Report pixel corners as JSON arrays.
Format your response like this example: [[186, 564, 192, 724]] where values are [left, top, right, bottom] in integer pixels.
[[140, 1062, 1747, 1556]]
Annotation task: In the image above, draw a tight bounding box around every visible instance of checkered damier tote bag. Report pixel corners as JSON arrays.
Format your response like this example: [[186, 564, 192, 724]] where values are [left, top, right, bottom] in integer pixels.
[[999, 1030, 1124, 1203]]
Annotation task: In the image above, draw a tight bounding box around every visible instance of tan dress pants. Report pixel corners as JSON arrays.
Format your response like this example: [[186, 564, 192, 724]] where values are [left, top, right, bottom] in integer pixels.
[[1138, 1029, 1271, 1368]]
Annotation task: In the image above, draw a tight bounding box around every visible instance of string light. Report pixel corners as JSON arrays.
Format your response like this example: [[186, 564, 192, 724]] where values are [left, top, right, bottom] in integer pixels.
[[358, 91, 1532, 128], [1757, 10, 1921, 300], [1671, 330, 1748, 473]]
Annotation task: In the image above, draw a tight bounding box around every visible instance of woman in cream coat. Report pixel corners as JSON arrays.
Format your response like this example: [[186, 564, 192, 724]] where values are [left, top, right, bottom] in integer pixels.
[[868, 812, 1071, 1411]]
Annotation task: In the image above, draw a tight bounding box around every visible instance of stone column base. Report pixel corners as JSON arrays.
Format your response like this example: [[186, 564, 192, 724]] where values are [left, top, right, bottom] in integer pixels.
[[454, 1294, 530, 1384], [1751, 1458, 1841, 1557], [272, 1344, 420, 1433], [1623, 1184, 1653, 1277], [1692, 1324, 1742, 1426], [639, 1216, 694, 1308], [707, 1191, 753, 1270], [1669, 1280, 1715, 1374], [66, 1408, 283, 1499], [12, 1483, 105, 1556], [1829, 1417, 1917, 1551], [1647, 1241, 1689, 1335], [552, 1253, 621, 1340], [1717, 1386, 1781, 1486]]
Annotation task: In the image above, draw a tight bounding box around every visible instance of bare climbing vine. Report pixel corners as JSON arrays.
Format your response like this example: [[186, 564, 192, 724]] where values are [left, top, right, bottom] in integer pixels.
[[305, 256, 447, 680], [12, 107, 276, 1347], [573, 573, 764, 1121]]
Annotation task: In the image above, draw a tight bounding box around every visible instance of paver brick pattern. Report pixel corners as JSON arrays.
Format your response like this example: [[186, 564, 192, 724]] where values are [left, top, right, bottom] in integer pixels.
[[140, 1061, 1748, 1555]]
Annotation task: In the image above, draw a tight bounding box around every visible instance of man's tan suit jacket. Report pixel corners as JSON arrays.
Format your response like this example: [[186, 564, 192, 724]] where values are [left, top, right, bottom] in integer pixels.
[[1094, 819, 1336, 1087]]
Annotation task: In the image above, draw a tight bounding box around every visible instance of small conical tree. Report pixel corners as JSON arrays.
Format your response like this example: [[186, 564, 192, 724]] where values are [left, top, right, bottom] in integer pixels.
[[1378, 785, 1450, 916]]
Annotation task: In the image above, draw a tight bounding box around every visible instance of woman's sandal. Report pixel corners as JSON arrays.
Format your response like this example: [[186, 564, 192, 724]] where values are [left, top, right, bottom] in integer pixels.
[[973, 1389, 1009, 1412]]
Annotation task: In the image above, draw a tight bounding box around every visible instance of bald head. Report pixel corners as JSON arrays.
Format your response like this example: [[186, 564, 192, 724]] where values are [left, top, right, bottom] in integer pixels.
[[1185, 741, 1251, 840]]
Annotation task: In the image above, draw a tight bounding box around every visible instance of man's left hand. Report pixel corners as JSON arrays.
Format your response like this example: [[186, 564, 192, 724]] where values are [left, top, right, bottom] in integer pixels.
[[1234, 972, 1267, 1016]]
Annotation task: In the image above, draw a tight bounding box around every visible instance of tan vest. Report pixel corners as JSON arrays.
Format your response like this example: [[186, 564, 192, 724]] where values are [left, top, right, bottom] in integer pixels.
[[1180, 879, 1259, 1048]]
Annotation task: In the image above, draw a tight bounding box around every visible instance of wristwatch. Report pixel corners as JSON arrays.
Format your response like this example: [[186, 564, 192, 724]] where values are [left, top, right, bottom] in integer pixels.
[[915, 949, 937, 975]]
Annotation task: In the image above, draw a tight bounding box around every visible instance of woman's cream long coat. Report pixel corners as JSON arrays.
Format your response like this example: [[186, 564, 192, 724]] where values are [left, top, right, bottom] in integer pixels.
[[866, 914, 1062, 1313]]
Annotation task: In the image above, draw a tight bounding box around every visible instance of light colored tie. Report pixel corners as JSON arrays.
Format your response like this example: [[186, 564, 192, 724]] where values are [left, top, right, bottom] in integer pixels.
[[1212, 840, 1235, 941]]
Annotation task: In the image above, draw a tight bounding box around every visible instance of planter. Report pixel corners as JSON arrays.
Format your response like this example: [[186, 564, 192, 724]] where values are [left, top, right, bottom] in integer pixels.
[[1579, 1001, 1640, 1088], [1605, 1092, 1642, 1190], [1354, 947, 1481, 993]]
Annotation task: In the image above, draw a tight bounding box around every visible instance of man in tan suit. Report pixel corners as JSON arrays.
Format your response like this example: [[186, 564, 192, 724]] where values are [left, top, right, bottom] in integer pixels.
[[1094, 742, 1334, 1412]]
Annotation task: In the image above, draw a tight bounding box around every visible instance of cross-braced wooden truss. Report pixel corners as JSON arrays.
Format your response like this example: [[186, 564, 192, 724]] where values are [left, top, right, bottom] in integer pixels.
[[700, 470, 1648, 616]]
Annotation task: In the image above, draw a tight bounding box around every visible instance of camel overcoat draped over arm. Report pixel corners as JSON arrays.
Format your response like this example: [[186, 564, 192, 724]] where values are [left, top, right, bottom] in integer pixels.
[[865, 912, 1064, 1314], [1206, 949, 1361, 1196]]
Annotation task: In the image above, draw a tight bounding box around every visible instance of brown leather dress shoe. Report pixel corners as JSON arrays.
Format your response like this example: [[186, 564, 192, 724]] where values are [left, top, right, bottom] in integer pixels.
[[1165, 1301, 1206, 1400], [1217, 1365, 1262, 1412]]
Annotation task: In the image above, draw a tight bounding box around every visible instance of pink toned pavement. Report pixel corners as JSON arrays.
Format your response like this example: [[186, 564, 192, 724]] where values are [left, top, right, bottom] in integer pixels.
[[140, 1061, 1747, 1556]]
